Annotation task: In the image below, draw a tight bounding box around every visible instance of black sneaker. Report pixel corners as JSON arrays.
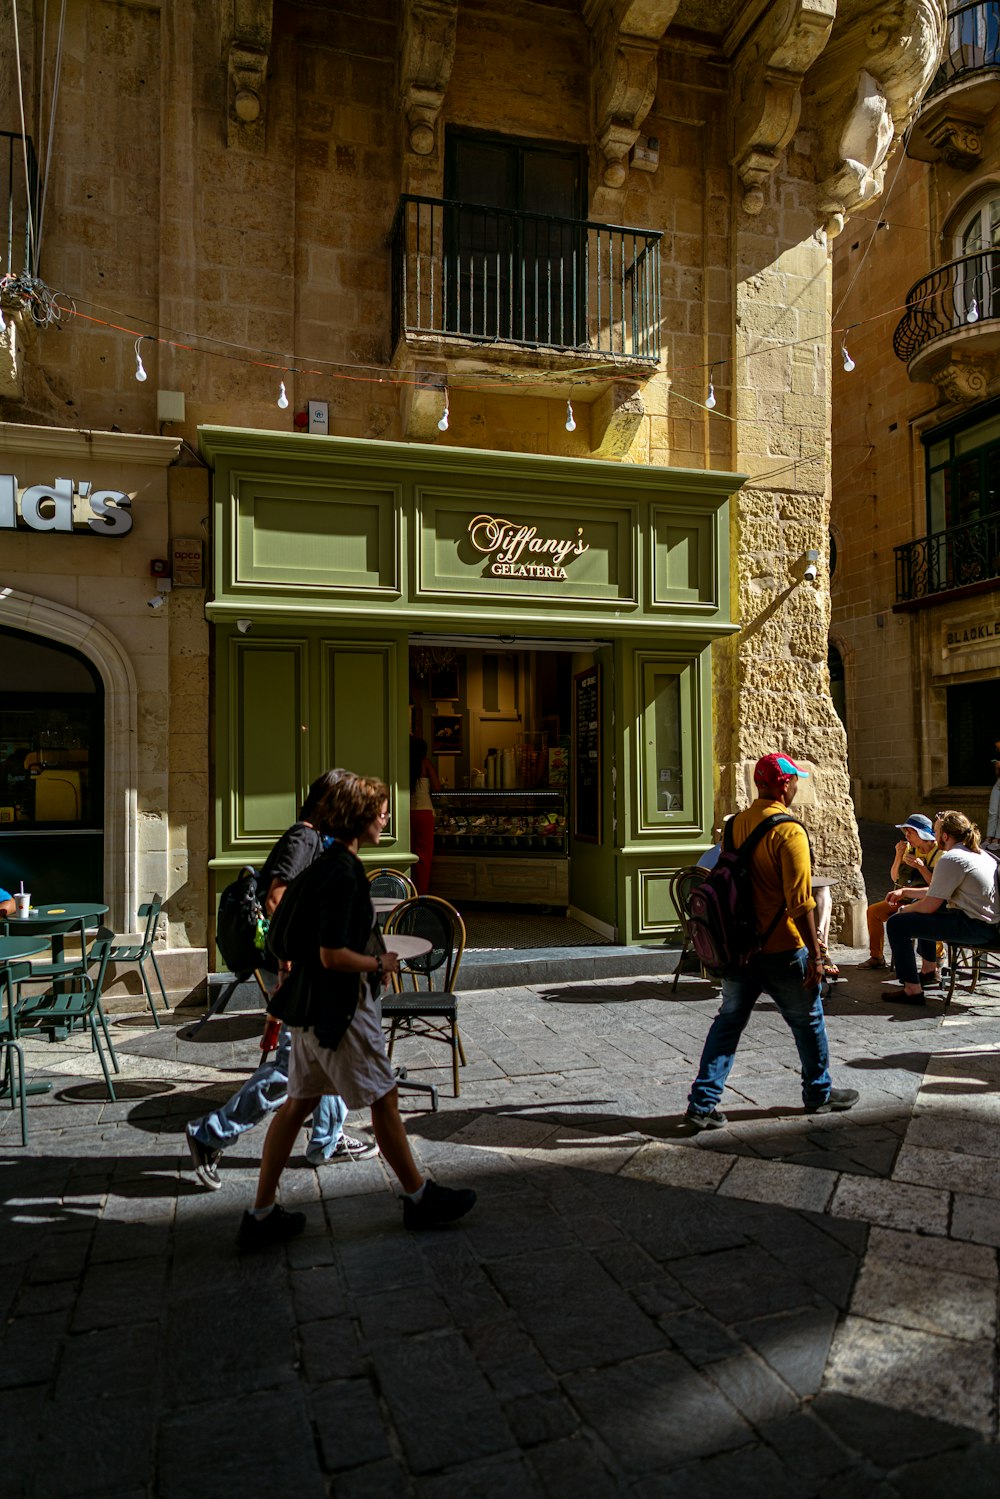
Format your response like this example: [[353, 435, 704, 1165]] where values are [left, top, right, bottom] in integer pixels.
[[186, 1127, 222, 1191], [402, 1180, 477, 1231], [236, 1204, 307, 1253], [685, 1107, 728, 1131], [806, 1088, 860, 1114], [305, 1133, 379, 1167]]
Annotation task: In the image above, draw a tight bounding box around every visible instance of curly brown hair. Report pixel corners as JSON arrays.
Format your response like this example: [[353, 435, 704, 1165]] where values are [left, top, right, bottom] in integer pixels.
[[934, 809, 982, 853], [324, 771, 390, 842]]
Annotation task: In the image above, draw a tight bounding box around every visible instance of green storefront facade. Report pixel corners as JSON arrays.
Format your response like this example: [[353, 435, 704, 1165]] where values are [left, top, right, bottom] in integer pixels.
[[202, 427, 742, 945]]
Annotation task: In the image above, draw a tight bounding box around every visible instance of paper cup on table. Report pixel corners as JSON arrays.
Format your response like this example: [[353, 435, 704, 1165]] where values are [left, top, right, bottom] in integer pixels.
[[13, 893, 30, 918]]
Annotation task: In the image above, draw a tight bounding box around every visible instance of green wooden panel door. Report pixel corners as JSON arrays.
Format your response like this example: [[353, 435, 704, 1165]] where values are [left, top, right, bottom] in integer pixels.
[[234, 641, 306, 840], [320, 640, 398, 840]]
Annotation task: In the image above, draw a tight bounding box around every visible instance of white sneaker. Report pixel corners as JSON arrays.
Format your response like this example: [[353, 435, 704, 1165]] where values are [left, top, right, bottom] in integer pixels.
[[306, 1134, 379, 1166]]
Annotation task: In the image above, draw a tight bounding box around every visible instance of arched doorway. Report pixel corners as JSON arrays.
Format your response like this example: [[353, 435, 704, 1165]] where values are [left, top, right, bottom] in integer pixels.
[[0, 626, 105, 902]]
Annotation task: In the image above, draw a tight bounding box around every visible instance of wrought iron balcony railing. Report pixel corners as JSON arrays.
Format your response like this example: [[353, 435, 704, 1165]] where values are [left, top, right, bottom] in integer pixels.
[[391, 194, 662, 362], [895, 509, 1000, 602], [892, 249, 999, 363], [1, 131, 40, 278], [927, 1, 1000, 98]]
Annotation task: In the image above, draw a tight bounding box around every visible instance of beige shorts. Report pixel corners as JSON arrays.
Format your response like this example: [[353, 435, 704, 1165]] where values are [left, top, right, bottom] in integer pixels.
[[287, 990, 397, 1110]]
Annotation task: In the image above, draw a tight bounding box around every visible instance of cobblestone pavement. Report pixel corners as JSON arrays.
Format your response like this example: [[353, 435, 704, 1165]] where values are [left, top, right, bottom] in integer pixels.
[[2, 946, 999, 1497]]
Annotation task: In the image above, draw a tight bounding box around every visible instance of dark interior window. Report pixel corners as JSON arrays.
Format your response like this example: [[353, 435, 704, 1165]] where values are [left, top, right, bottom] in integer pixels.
[[946, 679, 1000, 785], [444, 131, 586, 348]]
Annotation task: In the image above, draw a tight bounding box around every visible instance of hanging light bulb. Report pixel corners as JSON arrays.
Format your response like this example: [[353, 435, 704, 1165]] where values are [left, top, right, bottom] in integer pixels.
[[437, 389, 449, 432], [134, 338, 148, 383], [967, 298, 980, 325], [841, 344, 855, 373], [705, 379, 716, 410], [565, 399, 576, 433], [277, 380, 289, 409]]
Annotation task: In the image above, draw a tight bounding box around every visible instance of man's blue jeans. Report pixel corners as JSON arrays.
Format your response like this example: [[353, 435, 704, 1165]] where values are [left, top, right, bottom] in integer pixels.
[[688, 947, 832, 1113], [886, 907, 998, 985], [190, 1025, 347, 1157]]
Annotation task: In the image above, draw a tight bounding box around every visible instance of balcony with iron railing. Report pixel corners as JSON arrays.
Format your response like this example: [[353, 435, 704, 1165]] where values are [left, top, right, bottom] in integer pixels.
[[895, 508, 1000, 604], [892, 248, 1000, 386], [390, 195, 662, 370], [908, 2, 1000, 167]]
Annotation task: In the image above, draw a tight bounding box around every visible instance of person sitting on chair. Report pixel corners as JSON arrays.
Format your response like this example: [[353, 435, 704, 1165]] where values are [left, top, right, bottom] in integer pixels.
[[861, 812, 940, 975], [0, 884, 15, 918], [884, 810, 999, 1004]]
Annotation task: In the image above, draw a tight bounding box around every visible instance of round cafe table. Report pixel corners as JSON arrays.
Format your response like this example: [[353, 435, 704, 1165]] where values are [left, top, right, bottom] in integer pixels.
[[3, 901, 109, 961], [381, 934, 431, 961]]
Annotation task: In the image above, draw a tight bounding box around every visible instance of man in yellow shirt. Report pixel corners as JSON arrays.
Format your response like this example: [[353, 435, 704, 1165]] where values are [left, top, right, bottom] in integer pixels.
[[686, 753, 859, 1129]]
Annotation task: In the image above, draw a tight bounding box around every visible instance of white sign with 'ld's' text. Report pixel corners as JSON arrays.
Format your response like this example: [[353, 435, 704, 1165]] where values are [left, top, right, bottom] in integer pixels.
[[0, 475, 133, 536], [467, 512, 589, 581]]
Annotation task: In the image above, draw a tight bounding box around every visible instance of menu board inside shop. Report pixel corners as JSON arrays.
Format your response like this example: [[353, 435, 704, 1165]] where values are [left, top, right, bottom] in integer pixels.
[[573, 665, 601, 843]]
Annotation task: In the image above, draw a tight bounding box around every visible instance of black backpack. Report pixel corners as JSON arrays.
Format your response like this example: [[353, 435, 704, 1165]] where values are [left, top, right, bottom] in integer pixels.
[[215, 867, 267, 974], [686, 814, 795, 977]]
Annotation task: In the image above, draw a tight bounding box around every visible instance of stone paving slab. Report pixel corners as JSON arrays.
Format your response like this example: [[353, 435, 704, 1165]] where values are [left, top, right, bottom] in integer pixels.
[[2, 951, 1000, 1494]]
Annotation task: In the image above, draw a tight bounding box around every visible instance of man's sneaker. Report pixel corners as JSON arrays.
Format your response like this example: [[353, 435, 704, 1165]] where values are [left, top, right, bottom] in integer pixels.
[[236, 1204, 307, 1253], [685, 1107, 728, 1131], [881, 985, 925, 1005], [806, 1087, 860, 1114], [402, 1180, 477, 1231], [306, 1134, 379, 1167], [186, 1127, 222, 1191]]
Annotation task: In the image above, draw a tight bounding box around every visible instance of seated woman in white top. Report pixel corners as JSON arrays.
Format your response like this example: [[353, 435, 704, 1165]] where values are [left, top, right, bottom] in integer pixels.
[[884, 810, 999, 1004]]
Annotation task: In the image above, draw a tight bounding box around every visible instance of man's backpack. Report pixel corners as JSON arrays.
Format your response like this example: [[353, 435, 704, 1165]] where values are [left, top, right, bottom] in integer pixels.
[[215, 867, 268, 974], [686, 813, 796, 977]]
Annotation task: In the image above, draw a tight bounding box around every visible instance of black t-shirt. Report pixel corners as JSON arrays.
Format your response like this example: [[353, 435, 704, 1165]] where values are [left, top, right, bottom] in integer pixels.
[[259, 822, 324, 892], [296, 843, 375, 1050]]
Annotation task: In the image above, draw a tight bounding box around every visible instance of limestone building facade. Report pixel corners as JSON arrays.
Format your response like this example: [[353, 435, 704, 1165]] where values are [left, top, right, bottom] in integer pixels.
[[831, 1, 1000, 836], [0, 1, 948, 963]]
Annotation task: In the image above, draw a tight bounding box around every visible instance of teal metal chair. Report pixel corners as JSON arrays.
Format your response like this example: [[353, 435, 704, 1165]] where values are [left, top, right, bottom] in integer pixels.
[[107, 895, 168, 1025], [13, 929, 120, 1100], [0, 963, 29, 1145]]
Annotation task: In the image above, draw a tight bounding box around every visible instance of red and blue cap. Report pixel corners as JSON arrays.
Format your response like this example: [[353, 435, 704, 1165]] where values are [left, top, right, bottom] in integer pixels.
[[753, 753, 809, 790]]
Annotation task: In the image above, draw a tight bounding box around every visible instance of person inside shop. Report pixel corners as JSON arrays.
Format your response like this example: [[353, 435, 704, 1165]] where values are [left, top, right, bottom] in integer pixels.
[[237, 771, 476, 1250], [860, 812, 940, 976], [409, 735, 441, 896], [884, 809, 999, 1005]]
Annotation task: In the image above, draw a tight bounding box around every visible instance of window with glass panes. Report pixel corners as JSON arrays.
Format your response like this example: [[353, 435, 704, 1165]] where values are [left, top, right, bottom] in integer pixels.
[[925, 403, 1000, 534]]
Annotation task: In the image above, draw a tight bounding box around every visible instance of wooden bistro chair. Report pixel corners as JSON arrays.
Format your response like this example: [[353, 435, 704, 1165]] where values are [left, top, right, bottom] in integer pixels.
[[382, 895, 467, 1097], [13, 928, 120, 1101], [107, 895, 169, 1026], [367, 867, 418, 901], [665, 865, 709, 992]]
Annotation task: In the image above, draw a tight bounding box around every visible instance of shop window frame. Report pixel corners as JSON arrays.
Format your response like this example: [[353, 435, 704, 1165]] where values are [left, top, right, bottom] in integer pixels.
[[634, 651, 700, 835]]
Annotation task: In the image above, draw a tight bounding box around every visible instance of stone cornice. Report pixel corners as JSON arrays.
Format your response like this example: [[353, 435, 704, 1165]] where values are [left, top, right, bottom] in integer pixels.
[[0, 422, 181, 467]]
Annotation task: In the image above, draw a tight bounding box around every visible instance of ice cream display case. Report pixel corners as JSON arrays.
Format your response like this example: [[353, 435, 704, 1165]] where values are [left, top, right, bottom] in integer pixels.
[[430, 789, 569, 906]]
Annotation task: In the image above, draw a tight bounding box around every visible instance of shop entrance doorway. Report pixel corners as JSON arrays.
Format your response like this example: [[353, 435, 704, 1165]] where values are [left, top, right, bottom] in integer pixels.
[[408, 635, 616, 942], [0, 625, 105, 903]]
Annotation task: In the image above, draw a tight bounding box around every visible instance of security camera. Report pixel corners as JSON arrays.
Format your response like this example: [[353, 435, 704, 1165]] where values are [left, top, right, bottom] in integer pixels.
[[236, 618, 252, 634], [148, 594, 165, 611], [803, 563, 818, 582]]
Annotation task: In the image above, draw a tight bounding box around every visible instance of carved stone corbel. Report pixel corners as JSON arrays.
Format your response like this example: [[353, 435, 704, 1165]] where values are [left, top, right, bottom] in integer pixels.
[[585, 0, 680, 190], [925, 116, 982, 170], [930, 354, 992, 405], [804, 0, 948, 232], [729, 0, 836, 216], [398, 0, 458, 160], [227, 1, 273, 153]]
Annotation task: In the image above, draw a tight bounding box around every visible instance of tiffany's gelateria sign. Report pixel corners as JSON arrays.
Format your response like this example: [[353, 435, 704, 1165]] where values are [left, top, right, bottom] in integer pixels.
[[0, 475, 133, 536], [468, 512, 589, 580]]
